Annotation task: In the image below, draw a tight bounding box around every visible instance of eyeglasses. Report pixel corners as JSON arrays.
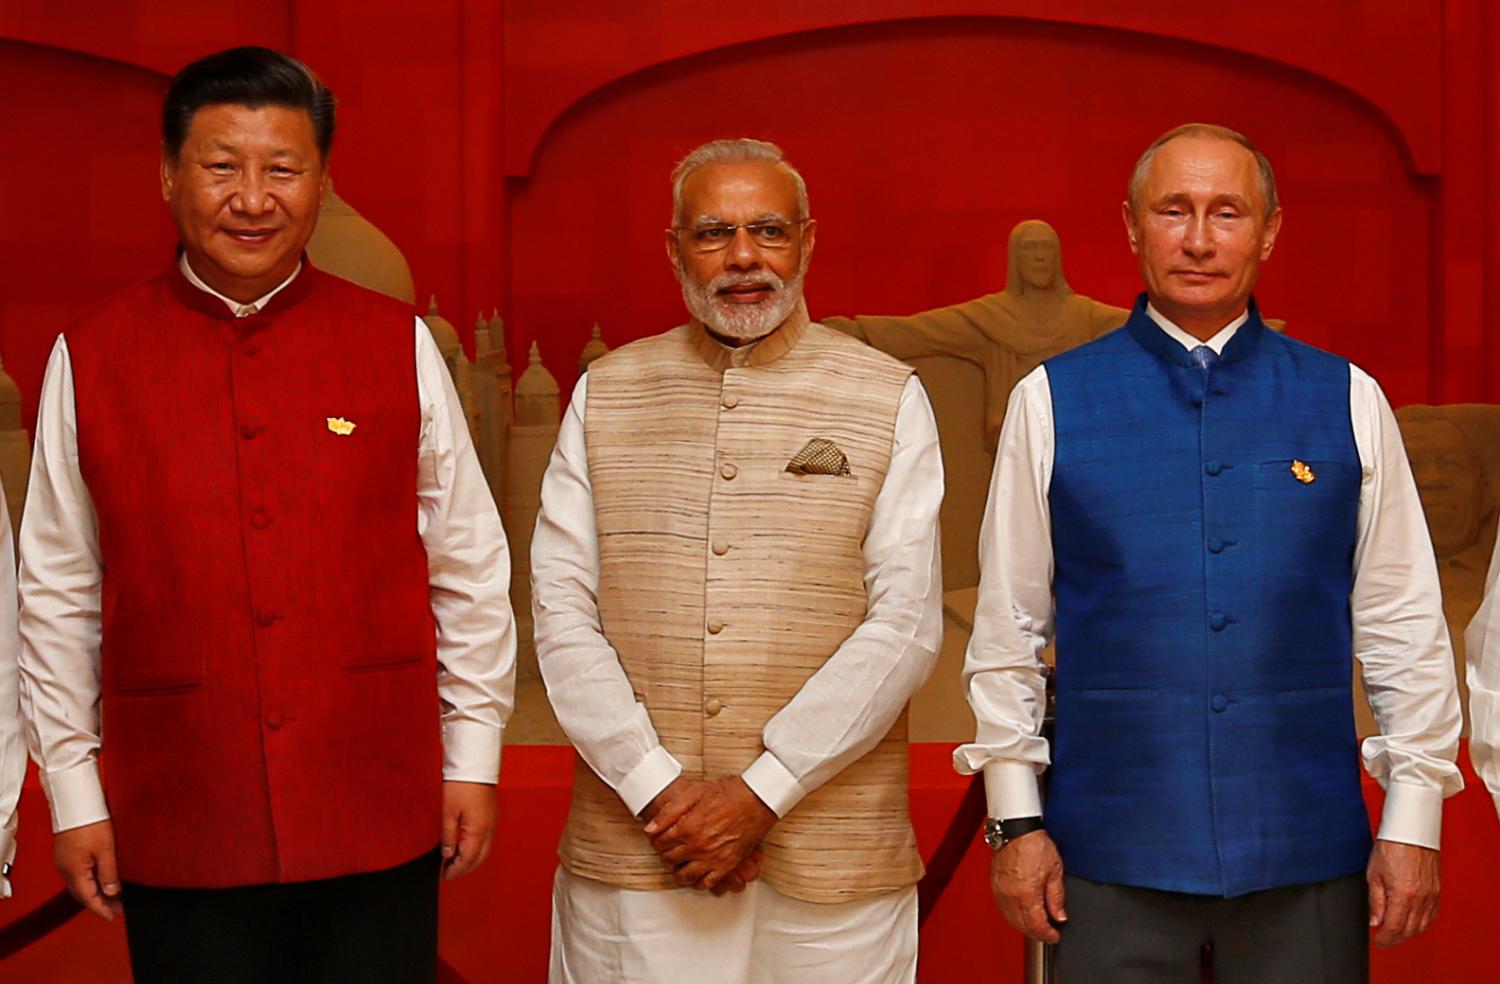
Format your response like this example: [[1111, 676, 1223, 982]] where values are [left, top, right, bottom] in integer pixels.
[[674, 218, 810, 253]]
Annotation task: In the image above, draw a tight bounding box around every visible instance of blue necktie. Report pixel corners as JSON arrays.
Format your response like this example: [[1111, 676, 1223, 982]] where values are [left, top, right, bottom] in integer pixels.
[[1191, 345, 1218, 373]]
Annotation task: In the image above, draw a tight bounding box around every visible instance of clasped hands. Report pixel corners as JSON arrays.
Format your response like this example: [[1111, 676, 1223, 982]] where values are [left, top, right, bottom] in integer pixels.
[[641, 776, 776, 896]]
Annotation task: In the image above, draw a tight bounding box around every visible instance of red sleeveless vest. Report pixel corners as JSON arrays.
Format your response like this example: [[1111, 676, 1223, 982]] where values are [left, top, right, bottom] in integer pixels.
[[66, 264, 441, 888]]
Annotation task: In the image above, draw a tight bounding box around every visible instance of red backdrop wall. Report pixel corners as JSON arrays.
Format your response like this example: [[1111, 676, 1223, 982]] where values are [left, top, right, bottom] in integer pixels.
[[3, 2, 1499, 982]]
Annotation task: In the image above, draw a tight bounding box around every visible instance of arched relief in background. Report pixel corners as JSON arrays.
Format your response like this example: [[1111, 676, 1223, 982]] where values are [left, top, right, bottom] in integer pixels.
[[501, 5, 1442, 178], [506, 16, 1430, 741]]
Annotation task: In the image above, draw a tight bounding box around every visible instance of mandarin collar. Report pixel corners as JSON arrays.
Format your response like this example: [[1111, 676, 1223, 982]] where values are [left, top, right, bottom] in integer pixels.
[[687, 296, 811, 372], [167, 250, 314, 322], [1125, 293, 1267, 367]]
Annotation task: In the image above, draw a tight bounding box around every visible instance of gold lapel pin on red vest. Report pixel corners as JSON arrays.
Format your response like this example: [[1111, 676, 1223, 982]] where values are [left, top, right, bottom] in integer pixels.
[[326, 417, 357, 436], [1290, 459, 1315, 483]]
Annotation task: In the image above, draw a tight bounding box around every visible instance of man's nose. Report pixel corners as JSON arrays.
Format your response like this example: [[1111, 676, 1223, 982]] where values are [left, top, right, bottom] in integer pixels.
[[1181, 214, 1214, 258], [723, 227, 760, 271], [230, 172, 275, 215]]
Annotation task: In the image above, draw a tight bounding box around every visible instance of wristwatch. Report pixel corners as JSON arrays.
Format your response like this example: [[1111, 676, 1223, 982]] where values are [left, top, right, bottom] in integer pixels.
[[983, 815, 1045, 850]]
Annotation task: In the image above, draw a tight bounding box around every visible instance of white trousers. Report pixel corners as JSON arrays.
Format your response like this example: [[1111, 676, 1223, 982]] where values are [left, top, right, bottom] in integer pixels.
[[549, 867, 918, 984]]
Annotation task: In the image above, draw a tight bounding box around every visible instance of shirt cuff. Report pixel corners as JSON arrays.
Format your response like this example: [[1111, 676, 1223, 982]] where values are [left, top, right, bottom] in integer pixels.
[[742, 751, 809, 818], [441, 720, 503, 784], [984, 760, 1043, 819], [617, 746, 683, 817], [1375, 781, 1445, 849], [0, 828, 11, 899], [43, 760, 110, 833]]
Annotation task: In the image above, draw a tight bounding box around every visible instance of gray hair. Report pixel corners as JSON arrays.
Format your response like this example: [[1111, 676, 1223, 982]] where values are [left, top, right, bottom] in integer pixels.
[[1127, 123, 1279, 218], [671, 138, 810, 224]]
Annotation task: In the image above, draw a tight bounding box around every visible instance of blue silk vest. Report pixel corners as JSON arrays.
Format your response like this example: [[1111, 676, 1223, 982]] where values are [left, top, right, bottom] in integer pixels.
[[1043, 296, 1371, 897]]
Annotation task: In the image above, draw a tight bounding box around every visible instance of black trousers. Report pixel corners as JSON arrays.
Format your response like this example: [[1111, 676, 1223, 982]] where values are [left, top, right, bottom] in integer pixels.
[[122, 846, 441, 984], [1054, 873, 1368, 984]]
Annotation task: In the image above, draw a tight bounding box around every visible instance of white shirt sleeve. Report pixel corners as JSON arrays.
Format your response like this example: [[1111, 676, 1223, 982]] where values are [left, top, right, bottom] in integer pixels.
[[0, 488, 22, 896], [16, 336, 108, 834], [743, 376, 945, 817], [1348, 365, 1464, 848], [531, 375, 684, 816], [414, 320, 517, 784], [1463, 532, 1500, 821], [952, 368, 1055, 820]]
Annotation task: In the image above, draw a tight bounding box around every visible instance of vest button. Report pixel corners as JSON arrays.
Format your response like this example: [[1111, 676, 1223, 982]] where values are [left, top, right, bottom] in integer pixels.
[[265, 710, 284, 730], [707, 619, 725, 635], [704, 697, 723, 717], [1208, 537, 1225, 554], [256, 610, 279, 627], [722, 394, 740, 410], [1205, 460, 1223, 476], [1191, 395, 1204, 408], [1208, 611, 1228, 631], [711, 539, 730, 556], [1210, 694, 1229, 713], [241, 342, 261, 357], [720, 463, 738, 480], [239, 423, 260, 441], [250, 508, 272, 529]]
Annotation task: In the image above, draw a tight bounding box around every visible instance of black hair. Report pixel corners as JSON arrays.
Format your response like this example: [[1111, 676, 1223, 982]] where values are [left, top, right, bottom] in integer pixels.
[[162, 46, 336, 160]]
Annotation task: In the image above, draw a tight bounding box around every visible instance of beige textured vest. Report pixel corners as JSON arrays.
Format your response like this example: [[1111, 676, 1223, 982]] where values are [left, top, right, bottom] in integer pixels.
[[559, 314, 921, 903]]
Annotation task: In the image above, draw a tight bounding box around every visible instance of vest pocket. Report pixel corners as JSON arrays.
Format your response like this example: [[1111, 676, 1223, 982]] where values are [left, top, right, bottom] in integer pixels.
[[346, 652, 424, 673], [104, 651, 205, 695]]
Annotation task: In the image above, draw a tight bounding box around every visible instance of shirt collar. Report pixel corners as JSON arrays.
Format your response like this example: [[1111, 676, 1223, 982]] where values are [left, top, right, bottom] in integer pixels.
[[1145, 302, 1248, 356], [687, 296, 811, 372], [178, 254, 302, 319]]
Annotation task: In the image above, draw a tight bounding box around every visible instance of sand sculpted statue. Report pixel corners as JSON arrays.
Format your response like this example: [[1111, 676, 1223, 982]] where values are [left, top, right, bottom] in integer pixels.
[[823, 219, 1129, 450], [1397, 405, 1500, 676]]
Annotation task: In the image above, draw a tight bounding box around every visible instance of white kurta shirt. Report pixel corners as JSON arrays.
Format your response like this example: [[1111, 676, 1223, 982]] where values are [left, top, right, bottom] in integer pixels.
[[955, 305, 1464, 850], [532, 366, 944, 819], [0, 490, 21, 898], [1463, 534, 1500, 819], [18, 260, 518, 835]]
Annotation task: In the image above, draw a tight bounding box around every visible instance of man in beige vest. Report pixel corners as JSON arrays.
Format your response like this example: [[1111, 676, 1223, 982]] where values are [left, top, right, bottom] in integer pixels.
[[532, 138, 943, 983]]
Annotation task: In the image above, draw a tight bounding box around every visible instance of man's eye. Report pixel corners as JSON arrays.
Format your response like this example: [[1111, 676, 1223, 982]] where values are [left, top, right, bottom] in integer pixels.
[[206, 162, 235, 173], [752, 224, 787, 241], [695, 226, 732, 241]]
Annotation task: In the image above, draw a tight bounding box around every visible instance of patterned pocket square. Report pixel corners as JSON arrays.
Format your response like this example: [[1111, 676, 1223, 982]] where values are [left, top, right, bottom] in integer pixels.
[[786, 438, 852, 476]]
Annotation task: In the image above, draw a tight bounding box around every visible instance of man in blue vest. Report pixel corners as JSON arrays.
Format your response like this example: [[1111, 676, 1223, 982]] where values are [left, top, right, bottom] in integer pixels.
[[955, 123, 1463, 982]]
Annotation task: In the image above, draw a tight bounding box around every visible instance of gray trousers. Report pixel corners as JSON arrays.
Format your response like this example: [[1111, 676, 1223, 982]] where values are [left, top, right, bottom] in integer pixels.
[[1054, 873, 1368, 984]]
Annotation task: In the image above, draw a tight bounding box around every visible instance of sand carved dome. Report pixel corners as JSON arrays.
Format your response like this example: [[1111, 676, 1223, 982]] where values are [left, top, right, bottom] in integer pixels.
[[307, 180, 416, 304]]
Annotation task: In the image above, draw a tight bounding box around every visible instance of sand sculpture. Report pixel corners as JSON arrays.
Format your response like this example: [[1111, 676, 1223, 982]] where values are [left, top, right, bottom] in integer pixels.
[[305, 181, 416, 305], [824, 220, 1128, 451]]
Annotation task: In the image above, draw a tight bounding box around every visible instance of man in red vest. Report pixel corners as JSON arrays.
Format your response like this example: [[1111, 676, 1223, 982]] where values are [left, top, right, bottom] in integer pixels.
[[16, 47, 515, 983]]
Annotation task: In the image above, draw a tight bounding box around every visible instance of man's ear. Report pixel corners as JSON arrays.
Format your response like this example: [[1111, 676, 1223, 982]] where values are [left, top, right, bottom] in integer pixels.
[[1120, 201, 1140, 256], [160, 146, 175, 203], [1260, 207, 1284, 261], [664, 227, 681, 271]]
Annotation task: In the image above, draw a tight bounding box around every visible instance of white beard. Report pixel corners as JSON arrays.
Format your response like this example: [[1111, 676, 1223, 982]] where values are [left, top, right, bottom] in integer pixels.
[[679, 265, 806, 343]]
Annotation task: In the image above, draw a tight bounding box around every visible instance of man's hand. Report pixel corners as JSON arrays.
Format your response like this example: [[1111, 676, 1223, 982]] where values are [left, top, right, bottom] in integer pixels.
[[644, 777, 776, 893], [1367, 839, 1440, 947], [441, 781, 497, 880], [54, 820, 121, 921], [990, 830, 1067, 944]]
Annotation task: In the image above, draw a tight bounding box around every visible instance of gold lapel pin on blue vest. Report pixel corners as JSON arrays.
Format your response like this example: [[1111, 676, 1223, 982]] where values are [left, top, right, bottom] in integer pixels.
[[1290, 459, 1315, 483], [326, 417, 357, 436]]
